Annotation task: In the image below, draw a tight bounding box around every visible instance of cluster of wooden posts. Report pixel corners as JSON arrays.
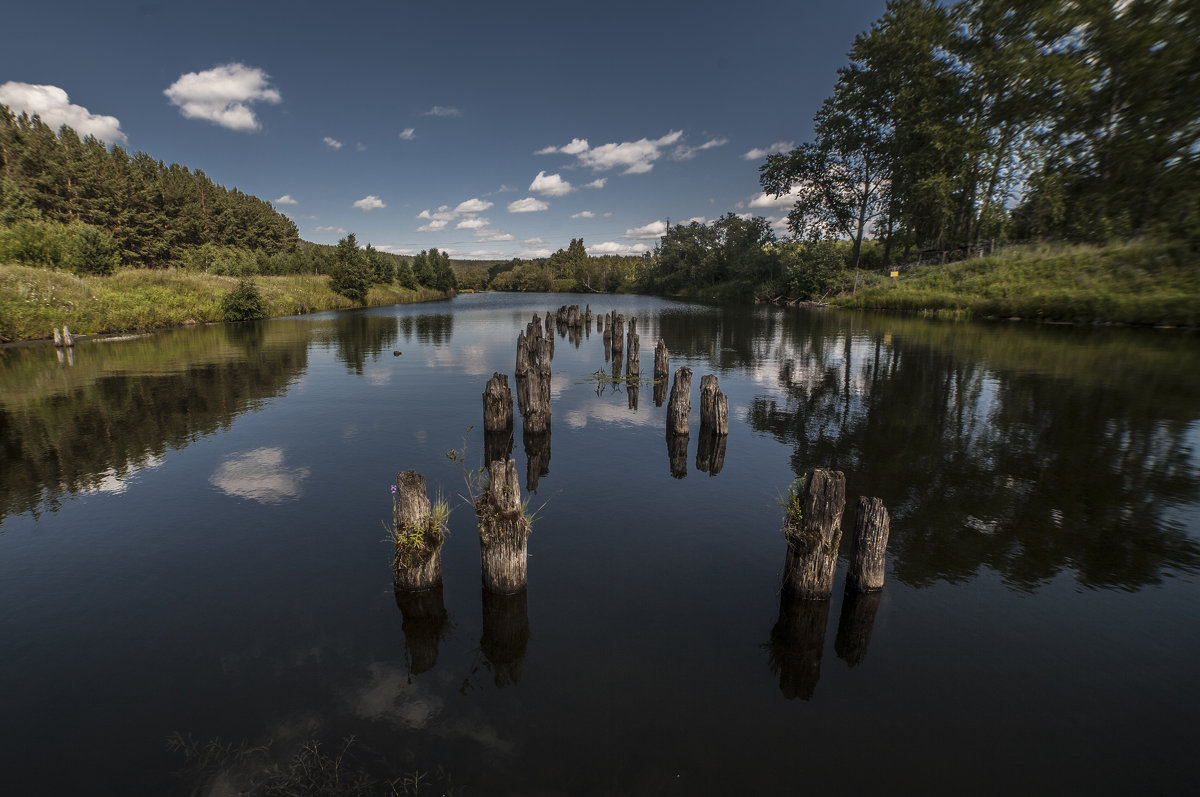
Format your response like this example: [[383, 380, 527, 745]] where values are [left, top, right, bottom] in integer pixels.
[[771, 469, 892, 699], [51, 326, 74, 348], [388, 310, 891, 692]]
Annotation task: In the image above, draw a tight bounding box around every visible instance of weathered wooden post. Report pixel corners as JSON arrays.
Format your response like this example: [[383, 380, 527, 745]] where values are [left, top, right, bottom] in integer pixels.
[[653, 340, 669, 406], [698, 374, 729, 435], [392, 470, 446, 591], [767, 594, 830, 700], [394, 584, 449, 675], [61, 326, 73, 347], [625, 317, 640, 378], [846, 497, 890, 593], [666, 366, 692, 435], [53, 328, 63, 347], [515, 331, 530, 378], [612, 314, 625, 355], [481, 588, 531, 687], [483, 372, 513, 434], [519, 338, 552, 435], [780, 469, 847, 599], [475, 458, 530, 594]]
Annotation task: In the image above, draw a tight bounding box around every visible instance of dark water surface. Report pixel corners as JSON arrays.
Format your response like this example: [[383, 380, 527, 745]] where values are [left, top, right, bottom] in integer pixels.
[[2, 292, 1198, 795]]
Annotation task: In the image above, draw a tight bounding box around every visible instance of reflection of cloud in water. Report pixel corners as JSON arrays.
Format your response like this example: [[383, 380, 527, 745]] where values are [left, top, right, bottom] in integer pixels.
[[366, 367, 392, 386], [351, 662, 443, 729], [210, 448, 310, 504], [428, 343, 490, 377], [564, 399, 658, 430], [82, 453, 164, 495]]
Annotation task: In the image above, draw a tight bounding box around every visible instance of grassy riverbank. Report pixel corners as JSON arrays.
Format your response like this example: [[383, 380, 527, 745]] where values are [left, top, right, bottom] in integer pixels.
[[0, 264, 451, 343], [833, 240, 1200, 326]]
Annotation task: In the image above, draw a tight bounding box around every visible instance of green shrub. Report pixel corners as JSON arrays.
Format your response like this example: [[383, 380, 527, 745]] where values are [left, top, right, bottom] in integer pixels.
[[220, 277, 267, 321]]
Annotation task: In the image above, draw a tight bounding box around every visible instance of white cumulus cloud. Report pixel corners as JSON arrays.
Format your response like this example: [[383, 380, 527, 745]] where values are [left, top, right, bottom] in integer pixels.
[[163, 63, 281, 132], [323, 136, 343, 149], [624, 220, 668, 239], [417, 219, 448, 232], [529, 170, 573, 197], [584, 178, 607, 189], [456, 216, 489, 230], [399, 128, 416, 140], [508, 197, 549, 213], [590, 241, 651, 256], [743, 141, 795, 161], [749, 186, 804, 210], [454, 198, 493, 214], [571, 211, 596, 219], [0, 82, 126, 143], [536, 137, 589, 155], [353, 195, 386, 211], [577, 131, 682, 174], [274, 195, 298, 205]]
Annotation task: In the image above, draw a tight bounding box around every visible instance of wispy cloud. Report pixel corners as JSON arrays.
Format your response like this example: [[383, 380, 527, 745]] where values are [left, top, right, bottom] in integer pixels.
[[742, 141, 795, 161], [0, 82, 125, 143], [507, 197, 549, 213], [571, 210, 596, 219], [477, 231, 514, 242], [529, 171, 572, 197], [536, 137, 589, 156], [163, 63, 281, 132], [274, 194, 298, 205], [323, 136, 343, 150], [423, 106, 461, 117], [673, 137, 727, 160], [584, 178, 607, 189], [590, 241, 651, 256], [315, 225, 348, 234], [399, 127, 416, 140], [353, 195, 386, 211]]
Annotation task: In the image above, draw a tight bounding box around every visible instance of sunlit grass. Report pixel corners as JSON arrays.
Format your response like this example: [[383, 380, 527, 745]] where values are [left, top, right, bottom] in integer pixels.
[[0, 263, 451, 343]]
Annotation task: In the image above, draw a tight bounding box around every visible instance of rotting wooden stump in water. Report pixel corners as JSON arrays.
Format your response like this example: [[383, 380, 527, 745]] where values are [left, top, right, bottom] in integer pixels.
[[781, 468, 847, 599], [625, 317, 640, 378], [392, 470, 445, 591], [475, 458, 530, 594], [666, 366, 692, 436], [483, 372, 514, 434], [698, 374, 729, 435], [515, 331, 531, 378], [518, 338, 552, 434], [611, 314, 625, 355], [847, 496, 890, 593]]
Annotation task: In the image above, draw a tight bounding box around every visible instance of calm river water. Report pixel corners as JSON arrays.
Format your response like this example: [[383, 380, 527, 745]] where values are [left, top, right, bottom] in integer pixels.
[[2, 292, 1198, 794]]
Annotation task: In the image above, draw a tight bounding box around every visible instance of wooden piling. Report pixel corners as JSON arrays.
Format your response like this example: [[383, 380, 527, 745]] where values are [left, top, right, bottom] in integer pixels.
[[698, 374, 729, 435], [653, 340, 669, 406], [846, 497, 890, 593], [666, 366, 692, 435], [392, 470, 445, 591], [626, 317, 640, 378], [515, 331, 530, 378], [612, 314, 625, 355], [483, 372, 513, 434], [475, 458, 530, 594], [781, 469, 847, 599]]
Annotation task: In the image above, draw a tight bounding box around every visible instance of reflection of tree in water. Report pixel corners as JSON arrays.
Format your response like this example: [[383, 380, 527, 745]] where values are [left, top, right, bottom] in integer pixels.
[[0, 322, 311, 522], [746, 312, 1200, 591], [414, 314, 454, 346], [323, 314, 399, 375]]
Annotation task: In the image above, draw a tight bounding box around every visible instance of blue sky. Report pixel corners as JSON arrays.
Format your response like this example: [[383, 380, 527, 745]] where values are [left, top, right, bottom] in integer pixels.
[[1, 0, 887, 259]]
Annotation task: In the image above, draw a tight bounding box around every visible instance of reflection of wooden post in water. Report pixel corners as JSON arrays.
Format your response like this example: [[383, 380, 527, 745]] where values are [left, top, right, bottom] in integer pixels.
[[392, 470, 445, 591], [475, 458, 530, 594], [485, 428, 514, 466], [481, 588, 531, 688], [612, 314, 625, 355], [628, 384, 639, 411], [654, 340, 669, 406], [523, 429, 551, 491], [483, 372, 513, 434], [835, 590, 881, 668], [626, 316, 640, 378], [666, 431, 688, 478], [394, 584, 449, 675], [781, 469, 846, 599], [611, 351, 624, 389], [847, 497, 890, 593], [696, 430, 726, 475], [834, 497, 890, 666], [667, 366, 692, 435], [768, 593, 830, 700]]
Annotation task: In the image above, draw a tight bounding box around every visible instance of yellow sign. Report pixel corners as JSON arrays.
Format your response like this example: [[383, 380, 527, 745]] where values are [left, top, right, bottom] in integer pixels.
[[890, 270, 899, 278]]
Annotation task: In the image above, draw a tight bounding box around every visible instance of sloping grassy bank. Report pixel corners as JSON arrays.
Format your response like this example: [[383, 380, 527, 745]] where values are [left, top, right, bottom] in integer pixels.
[[834, 241, 1200, 326], [0, 264, 451, 343]]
